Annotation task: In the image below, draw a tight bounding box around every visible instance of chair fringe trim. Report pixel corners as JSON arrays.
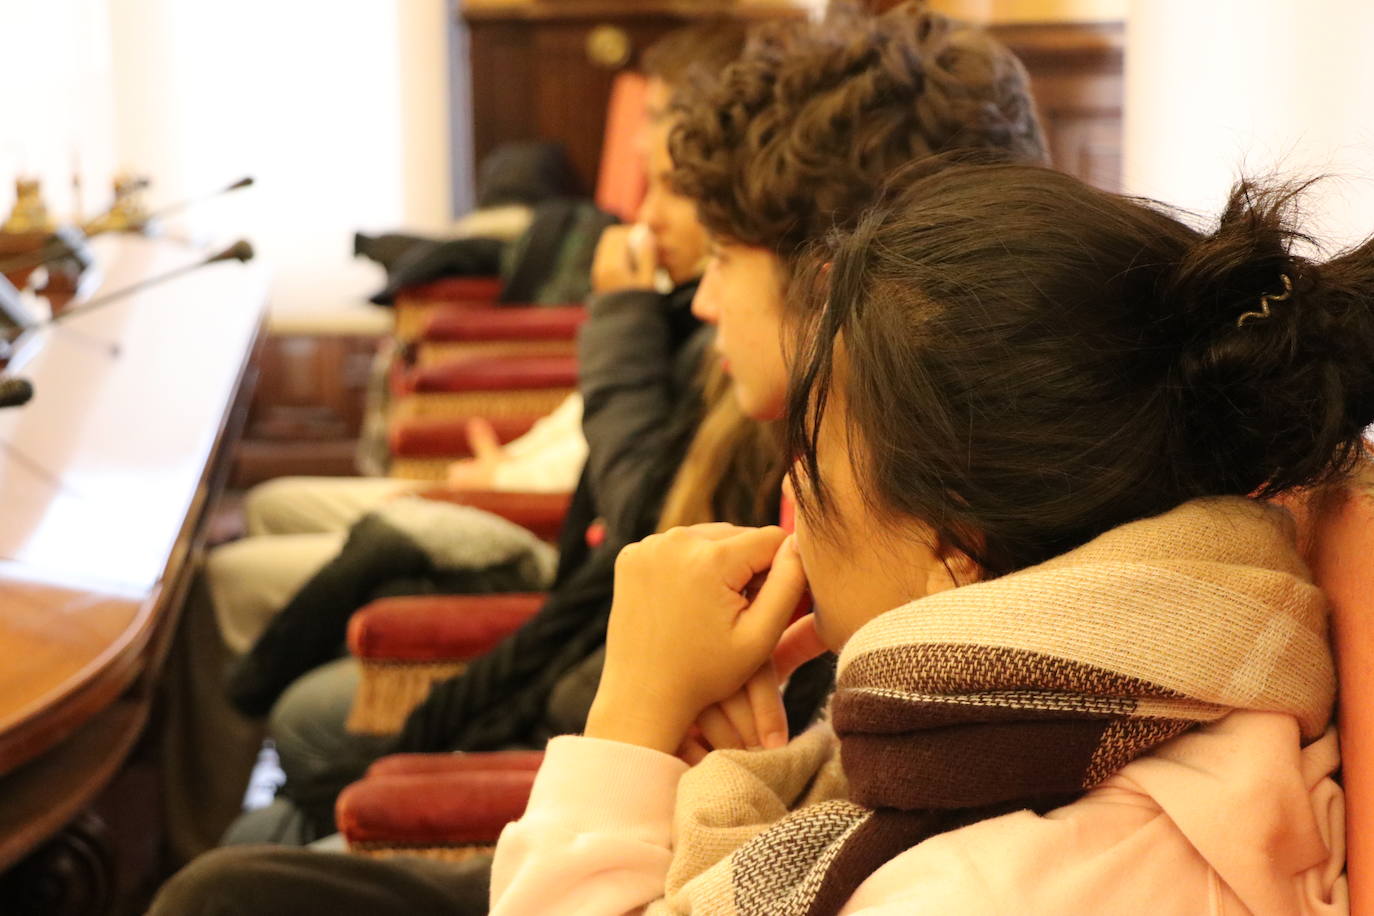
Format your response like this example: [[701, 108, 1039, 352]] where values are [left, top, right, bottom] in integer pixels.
[[346, 659, 467, 735], [393, 388, 575, 421], [349, 842, 497, 863], [419, 339, 575, 366], [387, 458, 453, 481]]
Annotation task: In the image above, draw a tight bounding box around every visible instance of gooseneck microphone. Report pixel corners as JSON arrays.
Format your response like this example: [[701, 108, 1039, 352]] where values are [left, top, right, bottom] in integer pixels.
[[41, 239, 255, 327], [0, 176, 255, 276], [0, 376, 34, 409], [139, 176, 254, 225]]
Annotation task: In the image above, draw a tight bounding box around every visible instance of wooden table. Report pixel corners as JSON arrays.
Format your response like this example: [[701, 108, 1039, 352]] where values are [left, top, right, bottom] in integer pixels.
[[0, 236, 267, 881]]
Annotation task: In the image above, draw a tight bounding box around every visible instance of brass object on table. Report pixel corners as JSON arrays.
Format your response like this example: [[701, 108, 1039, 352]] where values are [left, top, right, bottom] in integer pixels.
[[1, 178, 54, 234], [83, 174, 151, 234]]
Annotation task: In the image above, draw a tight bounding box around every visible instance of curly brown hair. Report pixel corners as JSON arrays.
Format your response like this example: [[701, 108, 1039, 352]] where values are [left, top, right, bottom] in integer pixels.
[[669, 2, 1047, 259]]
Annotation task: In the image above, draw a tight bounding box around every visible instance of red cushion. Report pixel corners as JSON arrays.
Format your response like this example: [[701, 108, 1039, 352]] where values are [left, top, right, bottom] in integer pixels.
[[422, 305, 587, 342], [413, 489, 571, 541], [347, 593, 546, 661], [337, 768, 537, 847], [388, 415, 538, 458], [406, 355, 579, 393]]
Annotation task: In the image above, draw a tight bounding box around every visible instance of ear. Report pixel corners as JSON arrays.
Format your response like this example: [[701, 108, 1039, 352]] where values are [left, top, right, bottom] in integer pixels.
[[925, 544, 981, 594]]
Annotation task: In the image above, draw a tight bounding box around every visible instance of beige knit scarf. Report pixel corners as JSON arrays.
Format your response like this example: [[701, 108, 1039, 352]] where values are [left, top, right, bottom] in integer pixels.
[[649, 496, 1336, 915]]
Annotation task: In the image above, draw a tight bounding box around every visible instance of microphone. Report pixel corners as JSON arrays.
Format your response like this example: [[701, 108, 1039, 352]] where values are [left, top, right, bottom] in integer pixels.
[[0, 176, 255, 276], [139, 175, 254, 224], [41, 239, 255, 327], [0, 376, 34, 408]]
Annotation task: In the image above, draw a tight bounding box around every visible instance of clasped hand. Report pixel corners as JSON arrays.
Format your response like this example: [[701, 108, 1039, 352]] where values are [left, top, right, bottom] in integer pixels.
[[585, 523, 825, 758]]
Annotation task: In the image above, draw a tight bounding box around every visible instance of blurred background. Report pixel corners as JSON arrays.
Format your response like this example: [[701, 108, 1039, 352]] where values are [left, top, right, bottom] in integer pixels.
[[3, 0, 1371, 317]]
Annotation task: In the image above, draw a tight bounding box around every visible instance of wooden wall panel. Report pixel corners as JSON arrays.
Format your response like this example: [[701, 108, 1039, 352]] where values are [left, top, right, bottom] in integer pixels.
[[992, 22, 1125, 191], [460, 4, 1124, 194], [466, 13, 691, 193]]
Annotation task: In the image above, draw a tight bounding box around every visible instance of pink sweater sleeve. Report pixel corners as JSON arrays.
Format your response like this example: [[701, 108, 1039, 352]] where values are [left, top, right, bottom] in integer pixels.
[[490, 735, 689, 915]]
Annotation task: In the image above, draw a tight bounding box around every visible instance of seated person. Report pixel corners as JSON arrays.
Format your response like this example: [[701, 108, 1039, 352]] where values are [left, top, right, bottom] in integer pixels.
[[492, 161, 1359, 913]]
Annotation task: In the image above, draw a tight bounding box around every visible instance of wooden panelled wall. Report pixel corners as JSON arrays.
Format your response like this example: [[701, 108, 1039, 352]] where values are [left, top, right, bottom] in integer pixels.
[[460, 1, 1124, 194]]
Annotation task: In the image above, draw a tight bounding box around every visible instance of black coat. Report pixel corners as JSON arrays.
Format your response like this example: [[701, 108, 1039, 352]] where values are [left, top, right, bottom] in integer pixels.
[[396, 281, 711, 753]]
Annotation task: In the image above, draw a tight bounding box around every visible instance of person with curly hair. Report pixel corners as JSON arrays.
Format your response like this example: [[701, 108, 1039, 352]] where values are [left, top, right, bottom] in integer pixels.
[[672, 0, 1045, 419]]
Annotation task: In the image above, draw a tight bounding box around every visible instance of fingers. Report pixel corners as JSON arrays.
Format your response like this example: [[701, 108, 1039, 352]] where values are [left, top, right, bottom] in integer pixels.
[[771, 614, 827, 680], [672, 522, 756, 540], [717, 689, 761, 749], [677, 735, 710, 766], [697, 704, 746, 752], [735, 535, 809, 651], [713, 526, 790, 591], [744, 664, 788, 748], [465, 417, 502, 462]]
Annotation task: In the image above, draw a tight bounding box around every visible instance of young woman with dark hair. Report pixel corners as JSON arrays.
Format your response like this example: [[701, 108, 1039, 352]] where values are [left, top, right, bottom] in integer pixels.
[[490, 164, 1366, 912]]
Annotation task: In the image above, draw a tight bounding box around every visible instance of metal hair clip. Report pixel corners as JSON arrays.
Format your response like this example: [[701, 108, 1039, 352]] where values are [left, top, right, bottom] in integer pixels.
[[1235, 273, 1293, 328]]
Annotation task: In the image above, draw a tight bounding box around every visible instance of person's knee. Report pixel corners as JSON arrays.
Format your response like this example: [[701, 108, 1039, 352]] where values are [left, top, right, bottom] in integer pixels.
[[205, 540, 272, 654], [243, 478, 307, 536], [268, 659, 375, 784], [149, 847, 283, 916]]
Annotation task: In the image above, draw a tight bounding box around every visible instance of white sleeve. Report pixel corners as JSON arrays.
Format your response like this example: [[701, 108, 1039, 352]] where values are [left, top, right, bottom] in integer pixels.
[[489, 395, 588, 492]]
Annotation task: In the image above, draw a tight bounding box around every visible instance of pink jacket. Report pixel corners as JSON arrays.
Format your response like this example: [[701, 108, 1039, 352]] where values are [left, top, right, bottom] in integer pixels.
[[491, 710, 1347, 914]]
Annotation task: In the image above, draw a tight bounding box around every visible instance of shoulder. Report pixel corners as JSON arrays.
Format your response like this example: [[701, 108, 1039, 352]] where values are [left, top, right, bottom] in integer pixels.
[[845, 711, 1343, 915]]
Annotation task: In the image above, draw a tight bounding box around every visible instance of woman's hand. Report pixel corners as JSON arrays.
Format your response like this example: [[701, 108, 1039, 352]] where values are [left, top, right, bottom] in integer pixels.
[[444, 418, 504, 488], [679, 615, 827, 764], [584, 524, 809, 755], [591, 224, 658, 294]]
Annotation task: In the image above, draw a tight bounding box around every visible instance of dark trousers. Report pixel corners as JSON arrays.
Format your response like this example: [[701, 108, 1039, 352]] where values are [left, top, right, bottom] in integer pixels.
[[148, 846, 492, 915]]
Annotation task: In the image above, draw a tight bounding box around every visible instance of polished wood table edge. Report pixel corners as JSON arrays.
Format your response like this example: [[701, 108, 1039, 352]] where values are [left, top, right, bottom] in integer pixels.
[[0, 699, 146, 871], [0, 587, 153, 775], [140, 310, 266, 686], [0, 277, 267, 779]]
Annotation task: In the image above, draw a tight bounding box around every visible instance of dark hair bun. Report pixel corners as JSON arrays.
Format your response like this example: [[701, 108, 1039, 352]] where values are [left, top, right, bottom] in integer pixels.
[[1163, 180, 1374, 498]]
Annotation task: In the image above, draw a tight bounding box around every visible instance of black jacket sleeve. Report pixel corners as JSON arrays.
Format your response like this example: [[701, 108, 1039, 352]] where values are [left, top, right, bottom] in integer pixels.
[[578, 287, 709, 544]]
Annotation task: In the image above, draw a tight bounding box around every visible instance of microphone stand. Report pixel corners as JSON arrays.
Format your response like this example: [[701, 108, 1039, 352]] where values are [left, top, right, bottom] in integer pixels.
[[37, 240, 256, 328]]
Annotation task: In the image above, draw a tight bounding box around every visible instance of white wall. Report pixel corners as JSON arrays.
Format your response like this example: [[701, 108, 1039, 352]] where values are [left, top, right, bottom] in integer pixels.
[[1125, 0, 1374, 252], [0, 0, 119, 221], [1, 0, 454, 315]]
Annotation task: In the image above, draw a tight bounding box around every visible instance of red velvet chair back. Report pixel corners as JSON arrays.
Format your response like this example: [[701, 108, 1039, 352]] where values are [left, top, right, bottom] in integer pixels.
[[594, 71, 649, 222]]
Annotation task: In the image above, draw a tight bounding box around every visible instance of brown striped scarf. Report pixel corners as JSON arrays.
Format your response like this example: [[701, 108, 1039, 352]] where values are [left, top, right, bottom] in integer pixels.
[[651, 496, 1336, 915]]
